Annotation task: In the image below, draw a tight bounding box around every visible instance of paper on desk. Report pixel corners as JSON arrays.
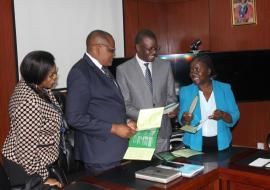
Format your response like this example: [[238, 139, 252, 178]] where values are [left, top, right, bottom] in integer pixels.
[[137, 107, 164, 131], [249, 158, 270, 167], [124, 147, 155, 161], [172, 148, 203, 158], [163, 102, 179, 114], [157, 152, 177, 161]]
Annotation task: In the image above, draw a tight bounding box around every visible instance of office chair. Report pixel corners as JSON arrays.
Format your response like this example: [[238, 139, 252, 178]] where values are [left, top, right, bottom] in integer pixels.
[[170, 131, 184, 150], [0, 164, 11, 190], [267, 134, 270, 149]]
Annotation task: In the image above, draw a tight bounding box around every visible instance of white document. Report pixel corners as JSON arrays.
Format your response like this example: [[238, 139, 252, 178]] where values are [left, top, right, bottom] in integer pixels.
[[248, 158, 270, 167], [137, 107, 164, 131], [189, 96, 198, 114], [163, 102, 179, 114], [265, 162, 270, 168]]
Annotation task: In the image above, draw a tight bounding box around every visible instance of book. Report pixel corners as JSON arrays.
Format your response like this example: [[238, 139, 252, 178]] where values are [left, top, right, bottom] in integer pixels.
[[135, 166, 181, 183], [163, 102, 179, 114], [189, 96, 198, 114], [180, 125, 198, 133], [157, 162, 204, 178], [249, 158, 270, 167]]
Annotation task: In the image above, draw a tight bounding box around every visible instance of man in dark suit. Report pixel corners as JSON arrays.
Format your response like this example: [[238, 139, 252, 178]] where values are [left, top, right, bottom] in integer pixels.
[[66, 30, 136, 175]]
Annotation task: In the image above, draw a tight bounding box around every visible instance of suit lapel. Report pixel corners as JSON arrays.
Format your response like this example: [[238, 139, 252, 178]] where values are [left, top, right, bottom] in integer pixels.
[[83, 54, 125, 102], [133, 58, 153, 95], [151, 59, 158, 96]]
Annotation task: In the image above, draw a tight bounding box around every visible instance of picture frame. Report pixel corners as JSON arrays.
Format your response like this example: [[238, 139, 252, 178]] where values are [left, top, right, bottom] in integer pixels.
[[232, 0, 257, 26]]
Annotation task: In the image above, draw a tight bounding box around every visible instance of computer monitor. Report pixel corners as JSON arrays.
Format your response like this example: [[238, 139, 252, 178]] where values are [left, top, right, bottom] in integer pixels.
[[159, 50, 270, 102]]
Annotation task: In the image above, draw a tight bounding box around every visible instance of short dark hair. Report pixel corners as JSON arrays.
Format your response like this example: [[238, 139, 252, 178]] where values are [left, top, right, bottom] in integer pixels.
[[135, 29, 157, 44], [192, 53, 216, 77], [86, 30, 112, 46], [20, 51, 55, 84]]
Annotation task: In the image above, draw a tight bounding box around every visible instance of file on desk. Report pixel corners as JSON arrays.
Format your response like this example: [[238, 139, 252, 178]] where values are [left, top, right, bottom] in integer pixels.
[[157, 162, 204, 178]]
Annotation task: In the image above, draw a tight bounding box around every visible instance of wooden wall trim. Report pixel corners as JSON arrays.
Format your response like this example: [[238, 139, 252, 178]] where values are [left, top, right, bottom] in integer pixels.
[[0, 0, 17, 154]]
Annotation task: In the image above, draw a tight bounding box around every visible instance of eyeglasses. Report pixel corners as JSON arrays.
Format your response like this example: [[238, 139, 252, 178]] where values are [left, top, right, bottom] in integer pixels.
[[92, 43, 116, 54], [142, 45, 160, 53]]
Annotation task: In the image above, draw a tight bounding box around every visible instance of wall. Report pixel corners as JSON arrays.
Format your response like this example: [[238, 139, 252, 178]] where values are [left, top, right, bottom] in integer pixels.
[[0, 0, 17, 158], [123, 0, 270, 148], [209, 0, 270, 51], [124, 0, 270, 54]]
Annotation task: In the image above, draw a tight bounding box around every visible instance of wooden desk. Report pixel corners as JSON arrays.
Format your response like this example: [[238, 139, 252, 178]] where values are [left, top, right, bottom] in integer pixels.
[[64, 147, 270, 190]]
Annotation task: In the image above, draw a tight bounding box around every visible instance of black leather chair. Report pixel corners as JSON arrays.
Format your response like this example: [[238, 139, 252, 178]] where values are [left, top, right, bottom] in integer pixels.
[[267, 134, 270, 149], [53, 91, 85, 182], [0, 164, 11, 190]]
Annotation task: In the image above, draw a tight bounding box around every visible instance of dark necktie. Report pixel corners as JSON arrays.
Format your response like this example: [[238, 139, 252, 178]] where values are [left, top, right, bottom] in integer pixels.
[[101, 66, 114, 80], [102, 66, 118, 88], [144, 63, 153, 93]]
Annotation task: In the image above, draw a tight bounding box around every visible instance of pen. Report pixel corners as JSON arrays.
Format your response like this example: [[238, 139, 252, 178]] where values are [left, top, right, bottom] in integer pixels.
[[161, 161, 184, 168]]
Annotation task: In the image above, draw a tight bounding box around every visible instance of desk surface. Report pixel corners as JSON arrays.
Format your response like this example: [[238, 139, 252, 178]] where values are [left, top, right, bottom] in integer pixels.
[[64, 147, 270, 190]]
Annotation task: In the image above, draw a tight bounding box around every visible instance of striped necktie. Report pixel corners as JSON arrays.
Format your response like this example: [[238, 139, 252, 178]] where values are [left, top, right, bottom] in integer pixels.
[[144, 63, 153, 93]]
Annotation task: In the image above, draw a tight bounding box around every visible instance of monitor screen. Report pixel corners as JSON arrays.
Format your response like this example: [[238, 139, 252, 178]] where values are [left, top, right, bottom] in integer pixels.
[[159, 53, 194, 89], [159, 50, 270, 102]]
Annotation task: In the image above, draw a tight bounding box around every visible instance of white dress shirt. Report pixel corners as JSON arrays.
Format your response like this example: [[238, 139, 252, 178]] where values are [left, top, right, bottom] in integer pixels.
[[199, 90, 218, 137], [86, 52, 104, 72], [86, 52, 118, 87], [136, 54, 152, 76]]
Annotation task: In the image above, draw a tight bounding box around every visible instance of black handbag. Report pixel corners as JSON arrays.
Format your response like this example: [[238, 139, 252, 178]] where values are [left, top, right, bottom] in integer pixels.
[[47, 163, 67, 186], [23, 174, 52, 190], [57, 120, 84, 176]]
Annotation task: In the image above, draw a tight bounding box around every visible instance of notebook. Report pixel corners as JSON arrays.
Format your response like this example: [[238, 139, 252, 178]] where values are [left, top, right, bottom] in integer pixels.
[[135, 166, 181, 183], [249, 158, 270, 167], [157, 162, 204, 178]]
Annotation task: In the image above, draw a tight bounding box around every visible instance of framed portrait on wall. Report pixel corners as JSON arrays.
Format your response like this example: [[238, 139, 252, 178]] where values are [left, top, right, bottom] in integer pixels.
[[232, 0, 257, 25]]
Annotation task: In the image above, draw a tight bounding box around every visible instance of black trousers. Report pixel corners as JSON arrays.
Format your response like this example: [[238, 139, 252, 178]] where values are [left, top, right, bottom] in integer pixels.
[[3, 157, 31, 187], [202, 136, 218, 153]]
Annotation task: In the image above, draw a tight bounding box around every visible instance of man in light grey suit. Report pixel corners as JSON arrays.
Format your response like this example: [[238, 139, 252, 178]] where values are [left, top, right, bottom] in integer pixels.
[[116, 29, 178, 152]]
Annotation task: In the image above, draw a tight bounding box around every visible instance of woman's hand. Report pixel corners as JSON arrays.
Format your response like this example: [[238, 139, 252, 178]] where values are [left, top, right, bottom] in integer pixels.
[[44, 178, 63, 188], [181, 112, 193, 125], [209, 109, 232, 123]]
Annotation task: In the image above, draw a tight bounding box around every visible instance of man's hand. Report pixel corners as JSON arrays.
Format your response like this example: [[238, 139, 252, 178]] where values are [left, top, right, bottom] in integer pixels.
[[127, 120, 137, 131], [111, 123, 137, 138], [168, 108, 178, 118]]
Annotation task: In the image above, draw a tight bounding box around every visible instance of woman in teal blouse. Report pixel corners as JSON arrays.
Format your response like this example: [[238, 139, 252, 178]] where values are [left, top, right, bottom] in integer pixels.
[[178, 54, 240, 152]]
